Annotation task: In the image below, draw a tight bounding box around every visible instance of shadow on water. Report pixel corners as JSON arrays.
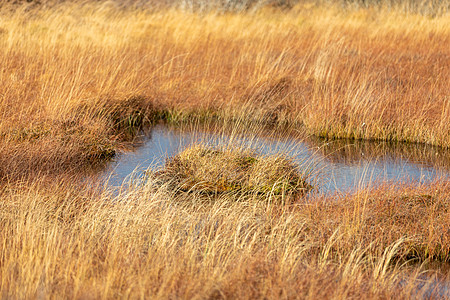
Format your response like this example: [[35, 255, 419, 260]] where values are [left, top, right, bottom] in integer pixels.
[[309, 136, 450, 170], [401, 263, 450, 299], [101, 123, 450, 195]]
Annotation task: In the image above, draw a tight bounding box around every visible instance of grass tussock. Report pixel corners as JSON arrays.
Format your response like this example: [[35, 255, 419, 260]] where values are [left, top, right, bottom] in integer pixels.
[[0, 94, 157, 180], [0, 178, 449, 299], [152, 144, 312, 200]]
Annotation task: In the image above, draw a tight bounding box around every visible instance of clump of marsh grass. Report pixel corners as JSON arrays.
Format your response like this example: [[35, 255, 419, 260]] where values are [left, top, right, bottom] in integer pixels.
[[73, 95, 158, 138], [151, 144, 312, 200], [0, 94, 160, 181]]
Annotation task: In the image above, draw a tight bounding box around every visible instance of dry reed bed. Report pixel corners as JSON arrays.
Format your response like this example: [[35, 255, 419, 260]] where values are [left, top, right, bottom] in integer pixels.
[[0, 176, 449, 298], [0, 1, 449, 177]]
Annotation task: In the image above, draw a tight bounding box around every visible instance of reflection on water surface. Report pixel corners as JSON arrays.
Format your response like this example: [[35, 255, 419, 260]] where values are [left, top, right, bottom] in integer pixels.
[[103, 124, 449, 195]]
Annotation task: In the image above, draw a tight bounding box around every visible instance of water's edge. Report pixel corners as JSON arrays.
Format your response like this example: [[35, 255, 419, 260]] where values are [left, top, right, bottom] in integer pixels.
[[102, 124, 449, 195]]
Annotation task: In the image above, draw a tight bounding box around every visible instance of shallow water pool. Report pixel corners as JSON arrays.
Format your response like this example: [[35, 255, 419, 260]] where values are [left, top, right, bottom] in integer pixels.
[[103, 124, 449, 195]]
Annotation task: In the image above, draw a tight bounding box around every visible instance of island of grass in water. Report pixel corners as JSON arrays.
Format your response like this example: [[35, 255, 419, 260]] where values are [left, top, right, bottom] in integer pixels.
[[149, 144, 312, 201]]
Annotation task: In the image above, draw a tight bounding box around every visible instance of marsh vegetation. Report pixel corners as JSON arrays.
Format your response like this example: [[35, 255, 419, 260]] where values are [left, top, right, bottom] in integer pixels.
[[0, 0, 449, 298]]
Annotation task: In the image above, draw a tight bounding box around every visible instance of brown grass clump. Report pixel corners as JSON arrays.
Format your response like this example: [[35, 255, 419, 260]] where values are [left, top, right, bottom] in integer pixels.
[[0, 95, 156, 181], [153, 144, 312, 200]]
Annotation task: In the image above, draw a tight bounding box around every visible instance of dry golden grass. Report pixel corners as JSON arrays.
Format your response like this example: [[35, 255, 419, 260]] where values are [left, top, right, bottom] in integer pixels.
[[0, 1, 449, 298], [0, 0, 449, 177], [152, 144, 312, 199], [0, 176, 449, 299]]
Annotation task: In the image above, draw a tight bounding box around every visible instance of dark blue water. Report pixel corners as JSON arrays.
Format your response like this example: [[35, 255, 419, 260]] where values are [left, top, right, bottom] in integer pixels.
[[103, 124, 449, 195]]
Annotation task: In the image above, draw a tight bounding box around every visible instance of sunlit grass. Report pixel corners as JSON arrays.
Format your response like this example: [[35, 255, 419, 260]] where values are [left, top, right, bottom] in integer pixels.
[[0, 1, 449, 298], [0, 1, 449, 178], [0, 176, 448, 298]]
